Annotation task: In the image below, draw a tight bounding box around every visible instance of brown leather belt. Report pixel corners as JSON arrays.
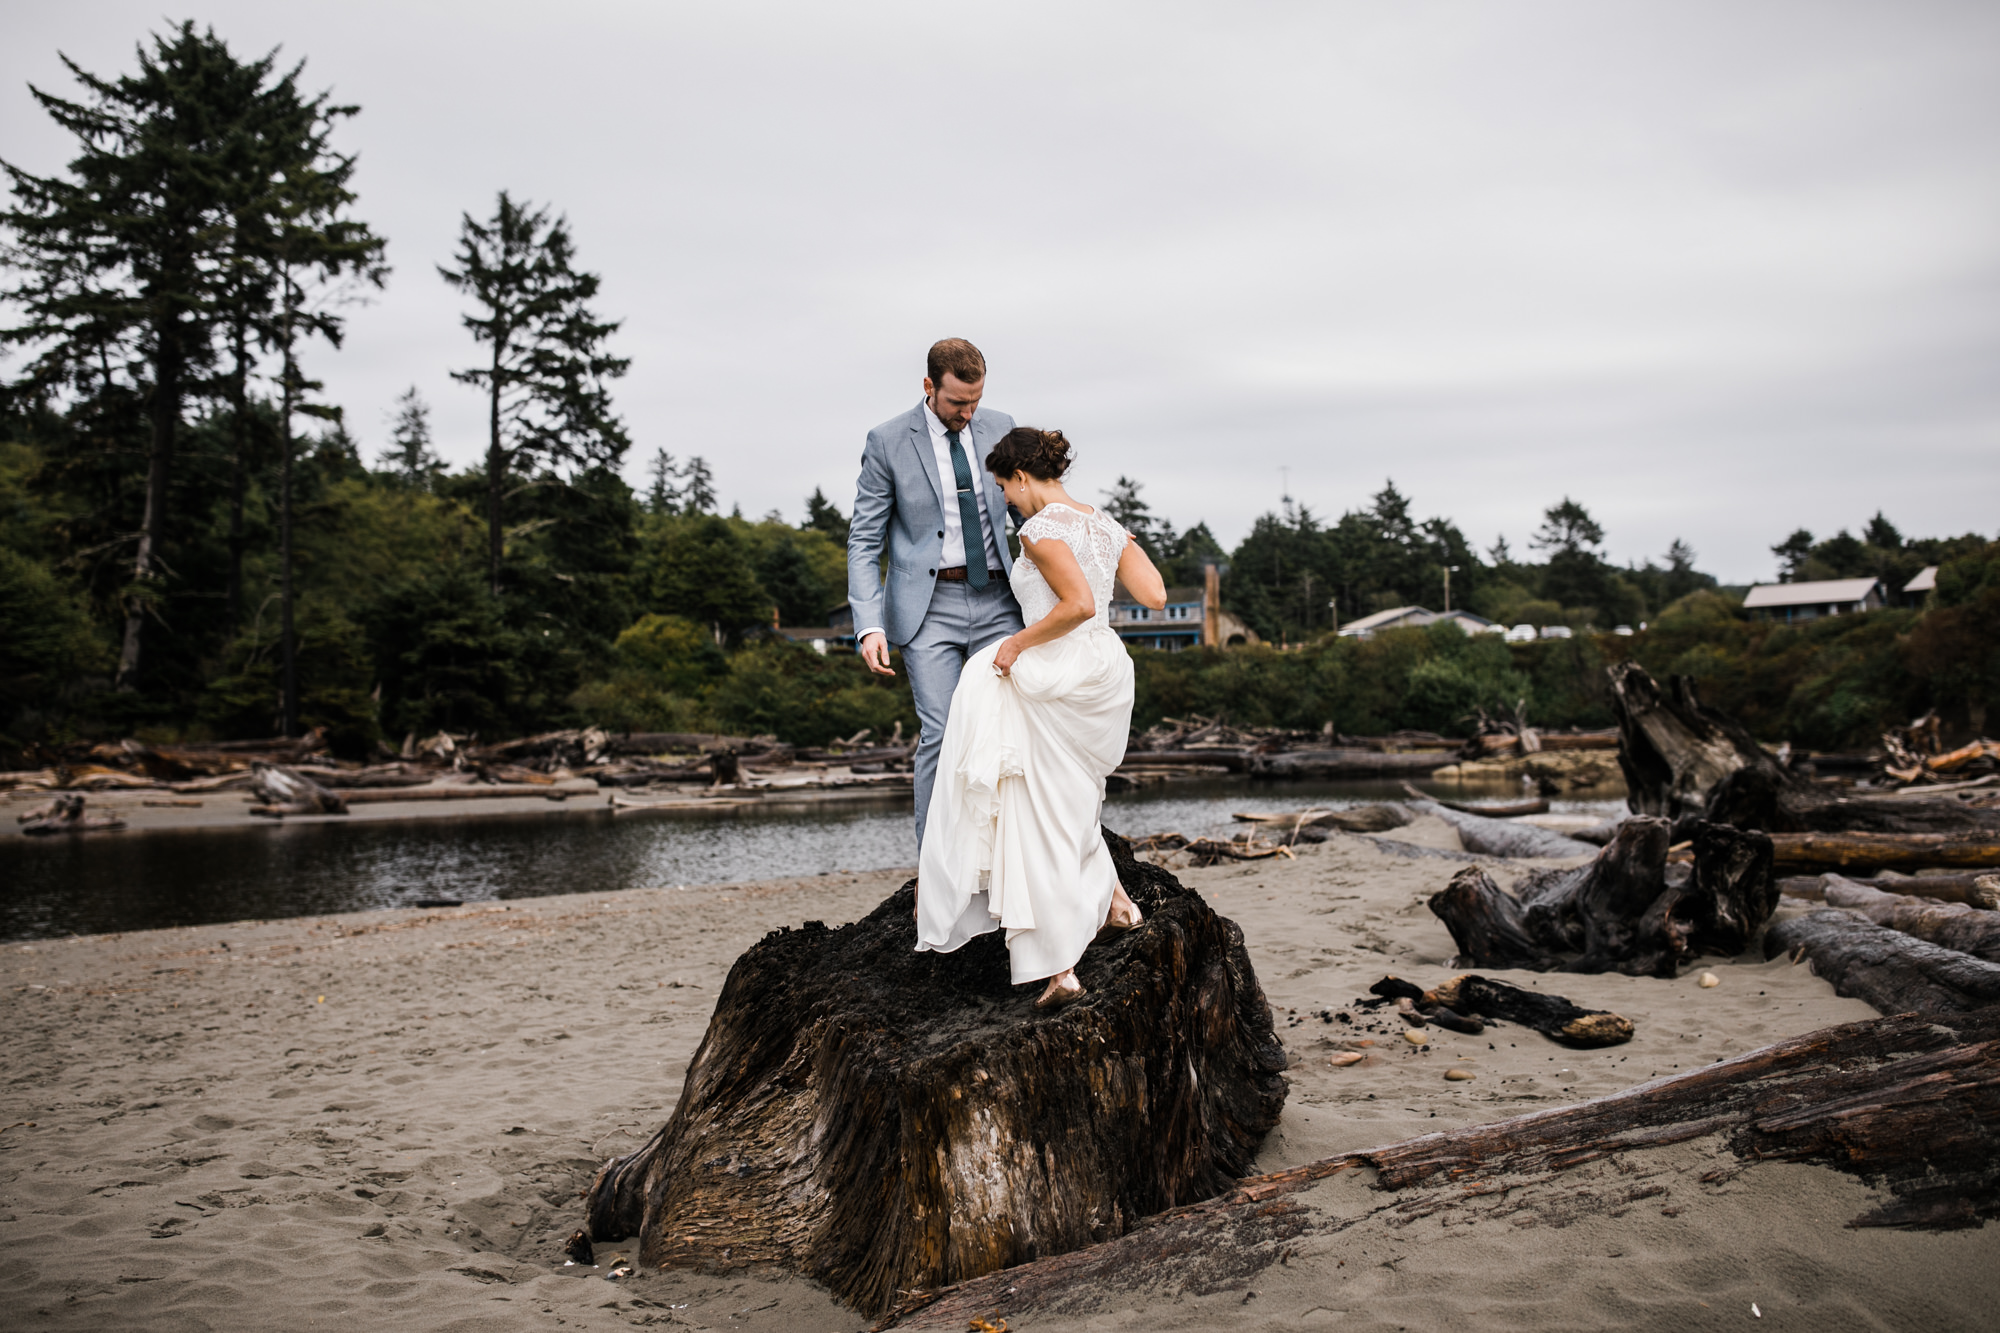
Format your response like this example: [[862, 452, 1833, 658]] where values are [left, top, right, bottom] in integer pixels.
[[936, 566, 1007, 582]]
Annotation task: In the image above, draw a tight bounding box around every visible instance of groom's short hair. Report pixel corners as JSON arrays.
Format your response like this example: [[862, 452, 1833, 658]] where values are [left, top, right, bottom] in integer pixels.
[[927, 338, 986, 387]]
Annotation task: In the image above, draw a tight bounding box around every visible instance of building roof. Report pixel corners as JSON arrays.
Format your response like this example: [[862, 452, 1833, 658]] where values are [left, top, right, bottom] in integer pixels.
[[1742, 578, 1882, 609], [1904, 566, 1938, 594], [1432, 609, 1495, 628], [1337, 605, 1435, 636]]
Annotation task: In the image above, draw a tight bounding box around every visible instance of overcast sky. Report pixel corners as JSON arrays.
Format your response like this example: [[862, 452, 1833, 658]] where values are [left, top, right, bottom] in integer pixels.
[[5, 1, 1996, 583]]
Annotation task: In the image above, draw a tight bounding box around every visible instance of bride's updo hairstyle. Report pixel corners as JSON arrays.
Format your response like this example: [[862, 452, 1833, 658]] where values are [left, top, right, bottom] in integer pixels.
[[985, 427, 1073, 481]]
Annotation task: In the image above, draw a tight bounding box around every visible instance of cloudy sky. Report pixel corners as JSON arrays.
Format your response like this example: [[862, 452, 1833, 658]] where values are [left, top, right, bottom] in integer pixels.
[[5, 1, 1996, 583]]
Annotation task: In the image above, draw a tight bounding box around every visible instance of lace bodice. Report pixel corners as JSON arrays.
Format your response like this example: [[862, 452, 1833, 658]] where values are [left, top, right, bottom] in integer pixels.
[[1011, 502, 1127, 632]]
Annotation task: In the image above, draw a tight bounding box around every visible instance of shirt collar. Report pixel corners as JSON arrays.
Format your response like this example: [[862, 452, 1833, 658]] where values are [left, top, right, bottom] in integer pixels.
[[922, 398, 956, 438]]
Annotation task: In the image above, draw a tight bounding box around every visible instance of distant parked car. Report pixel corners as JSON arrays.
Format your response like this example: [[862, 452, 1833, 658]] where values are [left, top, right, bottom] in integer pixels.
[[1505, 624, 1537, 642], [1612, 624, 1634, 636], [1539, 625, 1573, 640]]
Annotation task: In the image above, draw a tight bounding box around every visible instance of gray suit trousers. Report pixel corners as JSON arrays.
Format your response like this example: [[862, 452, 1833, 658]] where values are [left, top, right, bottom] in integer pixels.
[[903, 577, 1024, 851]]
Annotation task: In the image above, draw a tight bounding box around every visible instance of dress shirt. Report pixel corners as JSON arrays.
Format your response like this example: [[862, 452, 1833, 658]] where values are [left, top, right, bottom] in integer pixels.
[[924, 398, 1004, 575]]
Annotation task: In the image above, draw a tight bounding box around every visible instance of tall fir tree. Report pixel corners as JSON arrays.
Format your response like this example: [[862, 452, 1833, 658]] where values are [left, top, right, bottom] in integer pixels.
[[439, 192, 629, 593], [381, 387, 441, 484], [1, 23, 253, 688]]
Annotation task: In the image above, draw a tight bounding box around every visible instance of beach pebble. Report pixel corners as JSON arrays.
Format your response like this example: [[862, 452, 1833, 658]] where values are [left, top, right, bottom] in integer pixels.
[[1329, 1052, 1363, 1067], [1698, 971, 1720, 988], [1444, 1068, 1475, 1081], [1403, 1030, 1429, 1046]]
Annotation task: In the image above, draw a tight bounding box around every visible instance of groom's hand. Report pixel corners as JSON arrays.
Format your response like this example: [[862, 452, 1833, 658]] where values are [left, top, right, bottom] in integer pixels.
[[860, 632, 895, 676]]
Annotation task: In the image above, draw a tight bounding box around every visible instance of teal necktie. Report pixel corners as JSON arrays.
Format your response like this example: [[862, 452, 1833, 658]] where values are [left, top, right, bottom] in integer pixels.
[[946, 428, 988, 590]]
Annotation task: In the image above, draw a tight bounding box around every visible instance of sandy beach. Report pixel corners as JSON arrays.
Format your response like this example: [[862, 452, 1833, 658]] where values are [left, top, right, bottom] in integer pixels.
[[4, 815, 1996, 1331]]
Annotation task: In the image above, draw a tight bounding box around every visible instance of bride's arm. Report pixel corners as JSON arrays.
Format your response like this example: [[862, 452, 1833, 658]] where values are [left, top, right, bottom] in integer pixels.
[[1115, 535, 1167, 610], [992, 535, 1094, 677]]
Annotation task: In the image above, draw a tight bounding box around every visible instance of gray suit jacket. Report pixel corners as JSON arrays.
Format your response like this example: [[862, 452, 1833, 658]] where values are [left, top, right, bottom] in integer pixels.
[[847, 401, 1018, 646]]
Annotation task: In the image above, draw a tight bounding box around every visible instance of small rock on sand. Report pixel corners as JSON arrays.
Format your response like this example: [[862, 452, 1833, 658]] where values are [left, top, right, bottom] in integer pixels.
[[1699, 971, 1721, 988], [1445, 1068, 1475, 1081]]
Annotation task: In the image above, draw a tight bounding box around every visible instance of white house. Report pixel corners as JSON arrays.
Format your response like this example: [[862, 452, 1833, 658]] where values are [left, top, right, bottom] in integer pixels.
[[1742, 577, 1884, 623], [1336, 605, 1435, 639]]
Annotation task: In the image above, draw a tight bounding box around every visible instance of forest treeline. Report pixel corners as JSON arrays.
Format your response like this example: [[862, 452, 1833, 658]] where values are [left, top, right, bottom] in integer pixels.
[[3, 21, 1996, 764]]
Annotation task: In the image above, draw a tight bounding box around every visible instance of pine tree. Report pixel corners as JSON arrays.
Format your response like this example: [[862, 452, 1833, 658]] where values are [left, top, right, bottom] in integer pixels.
[[645, 448, 679, 514], [803, 487, 849, 545], [439, 192, 630, 593], [1, 24, 250, 688], [382, 387, 441, 484], [678, 455, 716, 514]]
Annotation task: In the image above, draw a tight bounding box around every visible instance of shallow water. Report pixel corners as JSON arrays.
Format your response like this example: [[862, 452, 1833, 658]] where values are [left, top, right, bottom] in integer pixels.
[[0, 776, 1626, 941]]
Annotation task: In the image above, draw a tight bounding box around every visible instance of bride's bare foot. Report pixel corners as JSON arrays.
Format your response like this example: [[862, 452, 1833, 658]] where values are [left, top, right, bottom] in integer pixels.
[[1035, 969, 1085, 1008]]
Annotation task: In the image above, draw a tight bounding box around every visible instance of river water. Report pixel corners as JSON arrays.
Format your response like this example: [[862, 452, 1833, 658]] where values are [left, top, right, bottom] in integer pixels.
[[0, 777, 1627, 942]]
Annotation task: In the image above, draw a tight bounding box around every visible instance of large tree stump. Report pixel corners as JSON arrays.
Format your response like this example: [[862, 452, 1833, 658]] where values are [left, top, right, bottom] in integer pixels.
[[885, 1009, 2000, 1327], [1429, 817, 1776, 976], [582, 830, 1286, 1315]]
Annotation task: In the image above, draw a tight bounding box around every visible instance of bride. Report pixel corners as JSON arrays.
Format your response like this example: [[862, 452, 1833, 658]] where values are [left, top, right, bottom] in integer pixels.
[[915, 427, 1168, 1008]]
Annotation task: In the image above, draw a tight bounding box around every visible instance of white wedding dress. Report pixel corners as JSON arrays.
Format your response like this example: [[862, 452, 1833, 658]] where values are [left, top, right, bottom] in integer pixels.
[[915, 502, 1135, 983]]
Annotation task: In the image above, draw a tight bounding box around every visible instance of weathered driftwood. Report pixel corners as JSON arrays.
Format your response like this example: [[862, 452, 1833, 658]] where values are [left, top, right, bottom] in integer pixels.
[[1229, 804, 1415, 834], [15, 793, 127, 835], [582, 830, 1286, 1316], [1767, 831, 2000, 874], [1429, 818, 1776, 976], [247, 762, 347, 817], [1400, 785, 1548, 818], [1607, 662, 2000, 837], [1368, 973, 1633, 1047], [338, 781, 592, 805], [1767, 909, 2000, 1016], [1248, 748, 1455, 778], [1811, 875, 2000, 963], [1401, 792, 1596, 859], [884, 1010, 2000, 1328], [1777, 871, 2000, 910]]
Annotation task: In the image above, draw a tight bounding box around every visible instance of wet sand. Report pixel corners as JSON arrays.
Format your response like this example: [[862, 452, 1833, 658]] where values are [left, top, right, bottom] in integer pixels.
[[3, 818, 1994, 1331]]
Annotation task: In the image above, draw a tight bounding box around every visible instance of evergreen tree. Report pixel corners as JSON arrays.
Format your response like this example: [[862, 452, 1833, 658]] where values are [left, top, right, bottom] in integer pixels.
[[678, 455, 716, 514], [440, 192, 630, 593], [1, 24, 252, 688], [803, 487, 849, 545], [1100, 475, 1160, 556], [381, 387, 441, 484], [260, 76, 386, 736], [645, 448, 679, 514], [1772, 529, 1814, 582]]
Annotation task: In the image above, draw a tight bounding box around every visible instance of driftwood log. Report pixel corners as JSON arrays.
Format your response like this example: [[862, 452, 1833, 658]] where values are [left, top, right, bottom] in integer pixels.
[[1781, 876, 2000, 963], [1778, 872, 2000, 910], [582, 830, 1286, 1316], [1766, 831, 2000, 874], [1766, 909, 2000, 1017], [1428, 817, 1776, 976], [1400, 792, 1596, 859], [1248, 749, 1455, 778], [1607, 662, 2000, 837], [15, 793, 127, 835], [247, 762, 347, 816], [1230, 804, 1415, 834], [1368, 973, 1634, 1046], [884, 1010, 2000, 1328]]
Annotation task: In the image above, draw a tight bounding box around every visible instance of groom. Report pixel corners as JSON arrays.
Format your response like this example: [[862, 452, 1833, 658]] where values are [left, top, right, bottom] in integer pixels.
[[849, 338, 1025, 848]]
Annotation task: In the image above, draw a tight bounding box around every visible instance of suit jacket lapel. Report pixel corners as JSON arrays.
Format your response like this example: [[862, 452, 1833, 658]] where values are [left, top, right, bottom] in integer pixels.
[[973, 413, 1012, 556], [905, 404, 943, 516]]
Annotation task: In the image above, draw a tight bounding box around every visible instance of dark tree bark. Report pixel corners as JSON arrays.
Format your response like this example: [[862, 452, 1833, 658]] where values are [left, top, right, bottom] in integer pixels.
[[1766, 909, 2000, 1016], [1429, 819, 1775, 976], [885, 1010, 2000, 1328], [582, 830, 1286, 1316]]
